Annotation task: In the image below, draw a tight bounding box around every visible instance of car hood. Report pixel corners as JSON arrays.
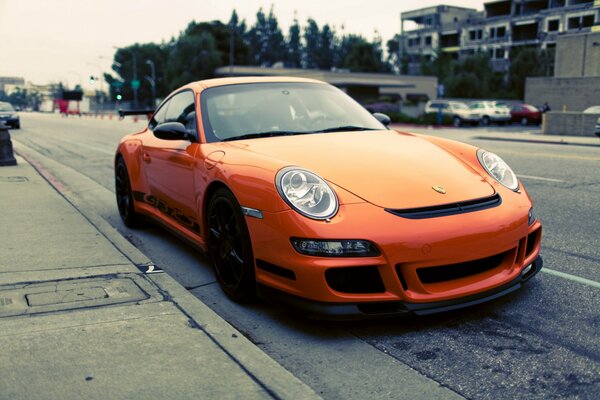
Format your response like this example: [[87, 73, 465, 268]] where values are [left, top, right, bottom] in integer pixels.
[[227, 130, 494, 209]]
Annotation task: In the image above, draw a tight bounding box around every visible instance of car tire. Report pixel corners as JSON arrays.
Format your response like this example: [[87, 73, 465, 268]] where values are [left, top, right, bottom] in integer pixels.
[[452, 116, 461, 127], [13, 122, 20, 129], [115, 157, 144, 228], [481, 116, 491, 126], [207, 187, 256, 302], [520, 117, 529, 126]]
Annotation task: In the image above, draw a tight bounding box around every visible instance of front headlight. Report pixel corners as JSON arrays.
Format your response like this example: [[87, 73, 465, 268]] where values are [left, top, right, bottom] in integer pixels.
[[477, 149, 519, 191], [276, 167, 338, 220]]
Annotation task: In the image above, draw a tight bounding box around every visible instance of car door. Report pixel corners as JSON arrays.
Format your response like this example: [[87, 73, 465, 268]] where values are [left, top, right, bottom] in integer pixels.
[[142, 90, 201, 234]]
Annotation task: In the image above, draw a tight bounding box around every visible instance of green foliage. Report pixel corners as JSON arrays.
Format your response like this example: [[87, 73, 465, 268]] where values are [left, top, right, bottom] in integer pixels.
[[0, 87, 41, 110], [509, 47, 553, 99], [339, 35, 389, 73], [246, 7, 285, 66], [166, 32, 222, 89]]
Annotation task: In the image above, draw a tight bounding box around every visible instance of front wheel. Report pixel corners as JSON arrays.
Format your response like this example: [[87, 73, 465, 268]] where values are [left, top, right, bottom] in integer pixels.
[[481, 116, 491, 126], [207, 188, 256, 302], [452, 116, 462, 127], [520, 117, 529, 126]]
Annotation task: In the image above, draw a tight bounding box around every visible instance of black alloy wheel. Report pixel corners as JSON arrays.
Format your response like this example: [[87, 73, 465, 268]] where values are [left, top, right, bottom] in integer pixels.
[[481, 116, 491, 126], [207, 188, 256, 302], [115, 157, 142, 228]]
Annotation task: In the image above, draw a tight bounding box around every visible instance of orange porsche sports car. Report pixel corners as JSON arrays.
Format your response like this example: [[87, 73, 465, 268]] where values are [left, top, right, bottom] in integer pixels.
[[115, 77, 542, 318]]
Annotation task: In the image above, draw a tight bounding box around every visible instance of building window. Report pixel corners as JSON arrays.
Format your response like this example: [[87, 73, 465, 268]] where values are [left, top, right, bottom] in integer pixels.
[[469, 29, 483, 41], [489, 27, 496, 38], [495, 48, 505, 59], [547, 19, 559, 32], [497, 26, 506, 38], [408, 37, 421, 47], [568, 15, 595, 30], [425, 36, 432, 46]]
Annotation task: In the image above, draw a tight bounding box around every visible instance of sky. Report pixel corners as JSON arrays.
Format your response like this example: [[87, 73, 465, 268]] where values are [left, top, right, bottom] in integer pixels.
[[0, 0, 486, 90]]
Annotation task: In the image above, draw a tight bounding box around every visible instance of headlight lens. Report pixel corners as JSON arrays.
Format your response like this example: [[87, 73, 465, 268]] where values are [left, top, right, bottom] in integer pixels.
[[291, 238, 380, 257], [477, 149, 519, 191], [276, 167, 338, 219]]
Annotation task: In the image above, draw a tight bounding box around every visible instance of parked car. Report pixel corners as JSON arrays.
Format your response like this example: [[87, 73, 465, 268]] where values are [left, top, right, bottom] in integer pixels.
[[424, 100, 480, 127], [115, 77, 542, 319], [583, 106, 600, 137], [469, 101, 511, 126], [510, 104, 541, 126], [0, 102, 20, 129]]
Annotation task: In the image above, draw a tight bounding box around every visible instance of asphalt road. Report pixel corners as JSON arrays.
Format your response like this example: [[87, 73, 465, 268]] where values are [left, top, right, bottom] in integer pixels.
[[10, 113, 600, 399]]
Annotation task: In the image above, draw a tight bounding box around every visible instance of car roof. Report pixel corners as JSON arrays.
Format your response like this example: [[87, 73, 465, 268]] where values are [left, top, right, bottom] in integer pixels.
[[182, 76, 327, 92]]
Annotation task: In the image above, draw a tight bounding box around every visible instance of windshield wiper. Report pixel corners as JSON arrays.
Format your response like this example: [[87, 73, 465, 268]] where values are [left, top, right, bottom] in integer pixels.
[[222, 130, 310, 141], [312, 125, 379, 133]]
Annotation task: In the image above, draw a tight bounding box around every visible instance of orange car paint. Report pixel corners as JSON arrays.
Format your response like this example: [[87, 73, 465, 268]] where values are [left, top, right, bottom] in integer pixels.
[[116, 76, 541, 310]]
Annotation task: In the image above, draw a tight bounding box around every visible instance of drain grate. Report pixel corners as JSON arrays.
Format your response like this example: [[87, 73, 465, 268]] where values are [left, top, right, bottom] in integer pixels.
[[0, 176, 29, 183]]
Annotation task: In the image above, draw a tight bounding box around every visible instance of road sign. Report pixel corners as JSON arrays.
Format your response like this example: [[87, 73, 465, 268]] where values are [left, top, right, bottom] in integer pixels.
[[131, 80, 140, 89], [112, 81, 124, 88]]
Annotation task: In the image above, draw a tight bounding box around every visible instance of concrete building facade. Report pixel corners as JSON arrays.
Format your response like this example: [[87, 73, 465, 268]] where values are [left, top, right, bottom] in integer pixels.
[[401, 1, 599, 75]]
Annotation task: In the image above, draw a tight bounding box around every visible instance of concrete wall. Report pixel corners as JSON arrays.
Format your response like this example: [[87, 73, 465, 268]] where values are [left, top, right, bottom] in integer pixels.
[[542, 111, 600, 136], [525, 76, 600, 112], [554, 31, 600, 78]]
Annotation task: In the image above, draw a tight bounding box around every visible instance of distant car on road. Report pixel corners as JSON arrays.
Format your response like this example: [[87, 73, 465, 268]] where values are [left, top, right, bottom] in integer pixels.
[[424, 100, 480, 127], [469, 101, 511, 126], [0, 102, 20, 129], [510, 104, 541, 126], [114, 76, 543, 319]]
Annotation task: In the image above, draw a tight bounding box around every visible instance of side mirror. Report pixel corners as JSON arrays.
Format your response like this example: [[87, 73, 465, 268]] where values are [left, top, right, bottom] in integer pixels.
[[373, 112, 391, 127], [153, 122, 191, 141]]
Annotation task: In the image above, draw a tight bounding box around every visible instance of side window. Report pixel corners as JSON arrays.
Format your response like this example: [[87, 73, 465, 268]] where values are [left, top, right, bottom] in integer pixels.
[[149, 102, 168, 130], [165, 90, 198, 139]]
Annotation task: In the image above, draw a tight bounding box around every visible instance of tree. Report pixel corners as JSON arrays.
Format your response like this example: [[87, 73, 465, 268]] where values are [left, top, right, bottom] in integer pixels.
[[185, 19, 251, 67], [246, 7, 285, 66], [338, 35, 386, 73], [166, 32, 221, 89], [286, 18, 302, 68], [509, 47, 553, 99], [303, 19, 321, 69]]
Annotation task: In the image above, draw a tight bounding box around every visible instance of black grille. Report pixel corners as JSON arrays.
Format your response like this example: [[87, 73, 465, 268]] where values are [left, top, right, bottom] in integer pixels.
[[386, 194, 501, 219], [416, 252, 506, 284], [525, 230, 540, 258], [325, 266, 385, 294]]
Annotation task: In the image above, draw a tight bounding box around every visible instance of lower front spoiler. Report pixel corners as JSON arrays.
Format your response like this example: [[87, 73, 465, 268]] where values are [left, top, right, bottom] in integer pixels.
[[257, 256, 543, 320]]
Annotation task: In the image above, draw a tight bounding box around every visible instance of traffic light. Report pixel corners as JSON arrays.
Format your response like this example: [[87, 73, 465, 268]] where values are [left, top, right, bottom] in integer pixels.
[[89, 75, 96, 84], [115, 92, 122, 101]]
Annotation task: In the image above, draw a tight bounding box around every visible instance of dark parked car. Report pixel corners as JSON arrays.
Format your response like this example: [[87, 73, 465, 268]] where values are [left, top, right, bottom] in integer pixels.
[[510, 104, 541, 126], [0, 102, 20, 129]]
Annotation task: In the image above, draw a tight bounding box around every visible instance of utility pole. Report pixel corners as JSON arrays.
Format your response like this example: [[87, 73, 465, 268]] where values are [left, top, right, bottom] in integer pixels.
[[146, 59, 156, 108], [132, 53, 138, 109]]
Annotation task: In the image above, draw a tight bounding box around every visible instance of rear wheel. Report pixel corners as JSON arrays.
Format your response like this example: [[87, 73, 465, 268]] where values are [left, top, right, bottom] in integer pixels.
[[207, 188, 256, 302], [115, 157, 143, 228], [520, 117, 529, 126], [452, 116, 462, 127], [481, 116, 491, 126]]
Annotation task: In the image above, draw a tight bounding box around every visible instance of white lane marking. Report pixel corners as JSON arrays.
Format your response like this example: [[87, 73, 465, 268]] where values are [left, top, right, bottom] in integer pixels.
[[517, 174, 565, 183], [541, 268, 600, 289]]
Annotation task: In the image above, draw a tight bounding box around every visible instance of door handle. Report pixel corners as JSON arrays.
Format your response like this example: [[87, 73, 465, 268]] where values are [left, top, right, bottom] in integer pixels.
[[142, 153, 151, 163]]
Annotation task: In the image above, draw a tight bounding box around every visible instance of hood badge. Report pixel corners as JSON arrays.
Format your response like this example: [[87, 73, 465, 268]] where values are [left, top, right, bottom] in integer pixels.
[[432, 185, 447, 194]]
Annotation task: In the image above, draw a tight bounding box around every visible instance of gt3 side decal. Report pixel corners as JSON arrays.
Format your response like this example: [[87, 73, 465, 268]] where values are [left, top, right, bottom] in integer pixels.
[[133, 191, 201, 234]]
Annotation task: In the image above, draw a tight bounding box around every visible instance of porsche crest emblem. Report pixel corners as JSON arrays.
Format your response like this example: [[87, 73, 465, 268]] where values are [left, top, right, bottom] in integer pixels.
[[432, 185, 446, 194]]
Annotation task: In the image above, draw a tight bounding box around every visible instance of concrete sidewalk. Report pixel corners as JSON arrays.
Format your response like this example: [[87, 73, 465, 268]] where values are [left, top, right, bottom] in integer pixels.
[[0, 155, 320, 399]]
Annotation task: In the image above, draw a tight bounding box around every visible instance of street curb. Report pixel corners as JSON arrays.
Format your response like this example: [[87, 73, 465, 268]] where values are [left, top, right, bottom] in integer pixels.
[[471, 136, 600, 148], [13, 146, 321, 400]]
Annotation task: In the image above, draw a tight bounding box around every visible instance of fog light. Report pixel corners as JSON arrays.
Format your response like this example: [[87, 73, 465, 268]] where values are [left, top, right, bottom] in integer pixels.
[[522, 263, 533, 276], [290, 238, 380, 257], [528, 208, 536, 225]]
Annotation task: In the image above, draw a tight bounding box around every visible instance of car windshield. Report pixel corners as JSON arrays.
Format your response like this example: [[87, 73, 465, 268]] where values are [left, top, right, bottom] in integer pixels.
[[0, 103, 15, 112], [200, 82, 385, 142], [450, 102, 468, 110]]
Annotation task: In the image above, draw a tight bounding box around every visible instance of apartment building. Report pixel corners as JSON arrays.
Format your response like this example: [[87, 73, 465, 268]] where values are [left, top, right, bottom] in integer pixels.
[[400, 0, 599, 75]]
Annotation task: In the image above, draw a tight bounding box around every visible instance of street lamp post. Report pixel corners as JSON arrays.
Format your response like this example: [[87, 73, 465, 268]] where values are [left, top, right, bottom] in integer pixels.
[[145, 59, 156, 108]]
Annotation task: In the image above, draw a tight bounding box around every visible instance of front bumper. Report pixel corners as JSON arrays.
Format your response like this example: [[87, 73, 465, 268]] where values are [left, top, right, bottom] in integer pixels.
[[246, 186, 542, 316], [257, 256, 542, 319], [0, 116, 19, 127]]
